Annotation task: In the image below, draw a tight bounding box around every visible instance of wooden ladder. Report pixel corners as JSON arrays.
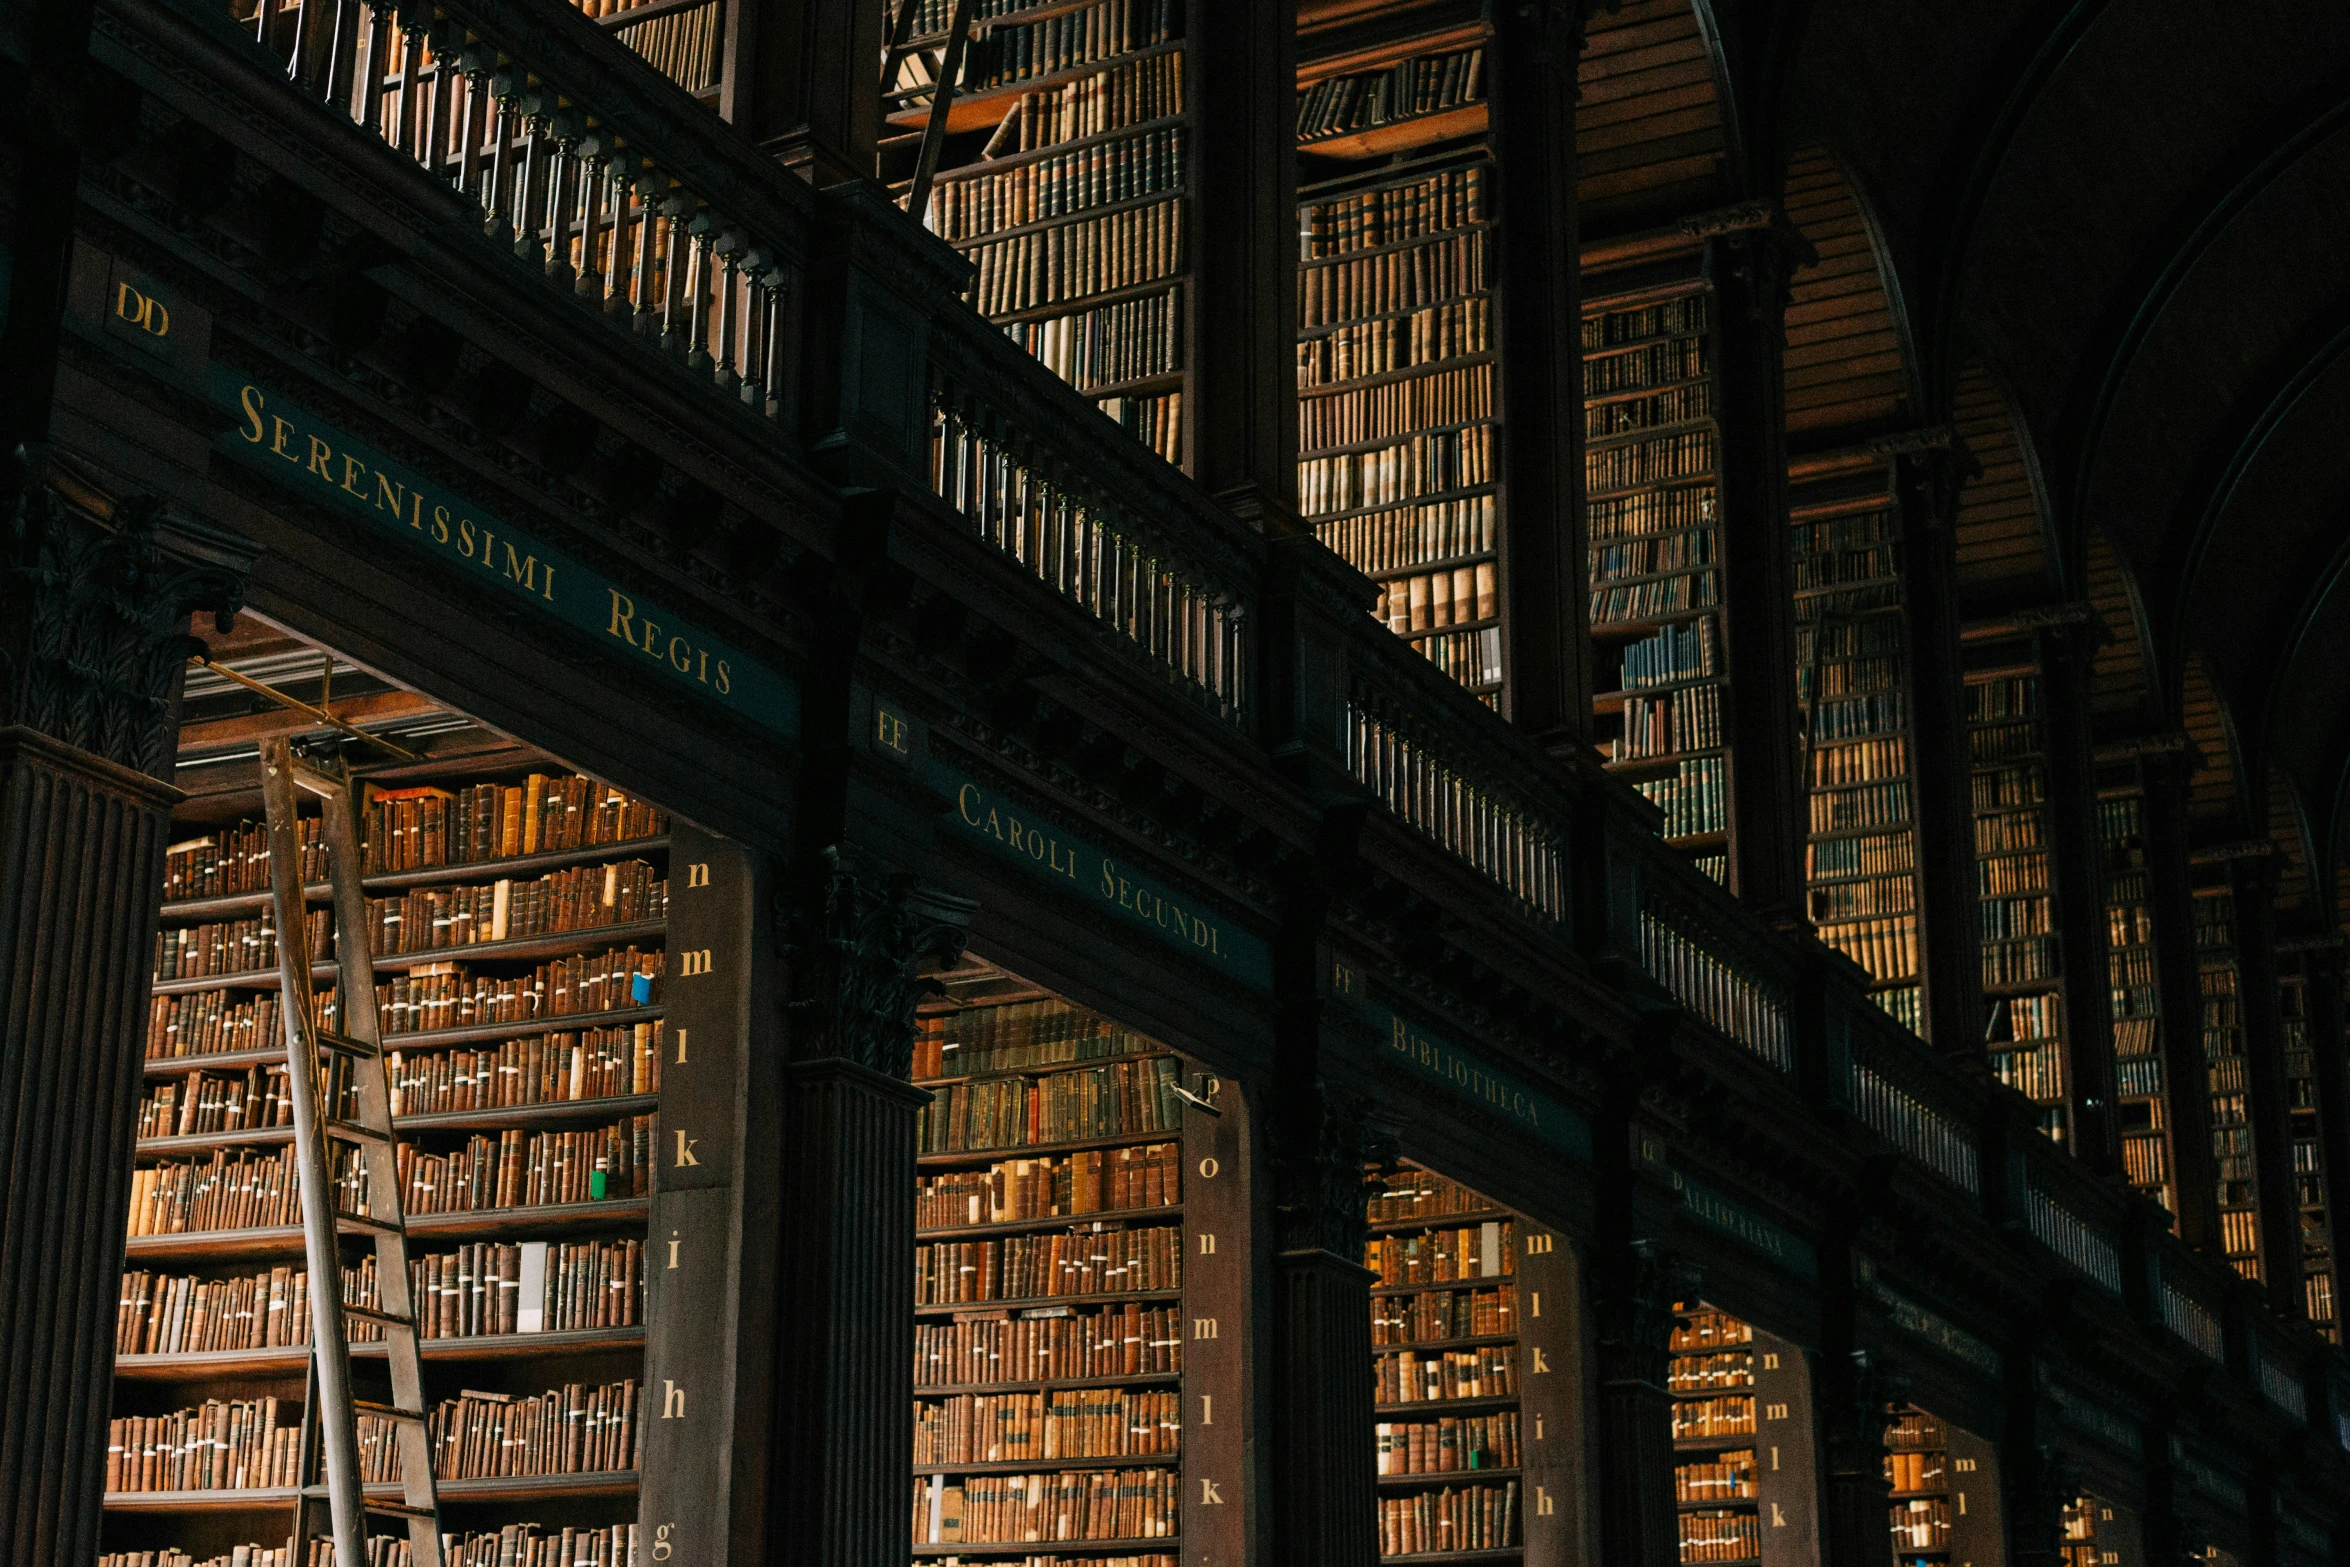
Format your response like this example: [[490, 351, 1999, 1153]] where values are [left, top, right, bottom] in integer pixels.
[[261, 735, 446, 1567]]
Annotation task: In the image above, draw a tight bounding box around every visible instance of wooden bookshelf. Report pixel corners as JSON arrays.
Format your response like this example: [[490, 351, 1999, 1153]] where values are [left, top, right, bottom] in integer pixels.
[[2192, 879, 2264, 1281], [1965, 653, 2069, 1143], [1588, 288, 1730, 882], [1669, 1305, 1814, 1567], [1885, 1410, 1953, 1566], [1792, 488, 1924, 1036], [2276, 961, 2339, 1336], [2098, 778, 2178, 1218], [907, 985, 1230, 1564]]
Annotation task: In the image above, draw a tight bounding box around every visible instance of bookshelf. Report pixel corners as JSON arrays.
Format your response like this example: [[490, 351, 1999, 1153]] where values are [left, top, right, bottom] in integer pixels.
[[1792, 491, 1922, 1035], [1588, 287, 1728, 882], [906, 976, 1241, 1565], [2276, 965, 2336, 1336], [896, 0, 1194, 465], [2192, 881, 2264, 1282], [1295, 18, 1504, 708], [2097, 782, 2176, 1218], [105, 621, 722, 1567], [1668, 1306, 1811, 1567], [1884, 1410, 1950, 1567], [1965, 656, 2067, 1143]]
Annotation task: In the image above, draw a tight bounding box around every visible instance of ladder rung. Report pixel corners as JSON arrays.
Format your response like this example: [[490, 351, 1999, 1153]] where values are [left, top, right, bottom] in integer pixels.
[[354, 1399, 429, 1423], [339, 1303, 414, 1330], [324, 1117, 393, 1145], [333, 1210, 399, 1238], [313, 1030, 378, 1059], [362, 1498, 438, 1520]]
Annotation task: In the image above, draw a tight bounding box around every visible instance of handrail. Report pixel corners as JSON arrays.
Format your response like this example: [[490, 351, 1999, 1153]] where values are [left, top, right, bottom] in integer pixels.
[[1634, 842, 1795, 1069], [234, 0, 815, 419], [923, 306, 1257, 725], [1844, 1003, 1983, 1194]]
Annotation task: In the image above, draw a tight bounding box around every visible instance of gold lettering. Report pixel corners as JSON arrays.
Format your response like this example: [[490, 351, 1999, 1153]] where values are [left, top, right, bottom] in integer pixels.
[[430, 504, 450, 544], [698, 649, 710, 684], [146, 300, 169, 336], [957, 785, 983, 826], [306, 435, 334, 479], [1531, 1347, 1551, 1374], [639, 617, 662, 654], [1197, 1233, 1216, 1255], [667, 634, 691, 672], [1536, 1485, 1555, 1516], [1196, 1157, 1219, 1179], [674, 1028, 688, 1065], [1099, 861, 1118, 898], [115, 282, 143, 322], [501, 542, 539, 593], [1192, 1317, 1217, 1340], [608, 588, 636, 642], [661, 1380, 685, 1419], [458, 517, 477, 557], [238, 385, 266, 444], [678, 949, 713, 977], [340, 454, 369, 497], [1200, 1479, 1224, 1505], [375, 473, 408, 520], [673, 1130, 701, 1167], [1200, 1394, 1213, 1426], [686, 862, 711, 889], [270, 416, 298, 460], [667, 1230, 681, 1269], [714, 660, 730, 694]]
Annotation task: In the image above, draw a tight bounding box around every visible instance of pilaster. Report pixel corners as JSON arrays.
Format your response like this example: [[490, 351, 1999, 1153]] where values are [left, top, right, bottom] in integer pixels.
[[724, 0, 883, 185], [2299, 944, 2350, 1337], [2227, 853, 2304, 1320], [2141, 754, 2222, 1255], [2041, 623, 2121, 1172]]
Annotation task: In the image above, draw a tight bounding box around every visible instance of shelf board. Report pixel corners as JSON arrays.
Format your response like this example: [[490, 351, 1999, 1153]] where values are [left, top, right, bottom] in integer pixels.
[[143, 1005, 666, 1078], [985, 275, 1185, 329], [149, 921, 666, 996], [914, 1052, 1173, 1090], [124, 1198, 651, 1262], [1673, 1434, 1758, 1452], [1377, 1465, 1521, 1489], [918, 1131, 1187, 1167], [916, 1288, 1182, 1320], [915, 1371, 1182, 1398], [929, 113, 1186, 186], [1299, 102, 1489, 160], [944, 187, 1185, 250], [1373, 1551, 1522, 1565], [1371, 1278, 1516, 1299], [913, 1452, 1180, 1476], [1605, 748, 1727, 782], [1298, 290, 1494, 342], [1371, 1332, 1520, 1354], [911, 1541, 1178, 1558], [1299, 350, 1497, 406], [1303, 483, 1500, 529], [1373, 1394, 1519, 1416], [1302, 413, 1501, 463], [1664, 830, 1731, 852], [159, 838, 671, 921], [1594, 676, 1720, 711], [1589, 605, 1718, 640], [918, 1204, 1183, 1242], [104, 1471, 639, 1512], [113, 1327, 647, 1380], [1365, 1207, 1512, 1236], [886, 38, 1186, 133], [136, 1094, 658, 1159]]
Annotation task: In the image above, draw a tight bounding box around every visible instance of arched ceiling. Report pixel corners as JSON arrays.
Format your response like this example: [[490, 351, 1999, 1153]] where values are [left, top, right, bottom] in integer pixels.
[[1784, 0, 2350, 879]]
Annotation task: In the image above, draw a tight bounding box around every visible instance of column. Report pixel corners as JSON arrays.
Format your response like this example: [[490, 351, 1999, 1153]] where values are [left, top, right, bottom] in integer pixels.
[[1490, 0, 1591, 746], [2141, 753, 2222, 1255], [2227, 853, 2305, 1320], [724, 0, 882, 185], [1999, 1386, 2071, 1567], [0, 480, 244, 1567], [771, 853, 974, 1567], [1267, 933, 1379, 1567], [2040, 623, 2121, 1172], [1893, 446, 1984, 1054], [1591, 1088, 1693, 1567], [2299, 944, 2350, 1335], [1186, 0, 1294, 522], [1705, 227, 1808, 923], [1815, 1236, 1897, 1567]]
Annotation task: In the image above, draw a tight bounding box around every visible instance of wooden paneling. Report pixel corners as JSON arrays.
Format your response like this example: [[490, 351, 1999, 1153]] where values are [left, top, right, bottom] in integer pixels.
[[2266, 770, 2311, 915], [1781, 146, 1912, 438], [1952, 360, 2056, 609], [2181, 653, 2240, 826], [2086, 529, 2155, 729], [1577, 1, 1727, 228]]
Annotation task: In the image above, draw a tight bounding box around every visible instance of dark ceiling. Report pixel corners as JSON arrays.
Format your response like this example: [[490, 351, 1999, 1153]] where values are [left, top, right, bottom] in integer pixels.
[[1779, 0, 2350, 880]]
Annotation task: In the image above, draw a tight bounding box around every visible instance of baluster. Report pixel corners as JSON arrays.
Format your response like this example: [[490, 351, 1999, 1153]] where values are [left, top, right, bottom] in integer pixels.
[[455, 55, 488, 199], [512, 112, 547, 265], [391, 19, 424, 152], [633, 182, 666, 333], [574, 153, 608, 303], [759, 271, 785, 417], [421, 23, 459, 179], [684, 221, 716, 371], [483, 90, 517, 242], [659, 200, 692, 350], [252, 0, 276, 55], [355, 1, 390, 130], [602, 163, 634, 314], [713, 238, 743, 392], [544, 119, 581, 284]]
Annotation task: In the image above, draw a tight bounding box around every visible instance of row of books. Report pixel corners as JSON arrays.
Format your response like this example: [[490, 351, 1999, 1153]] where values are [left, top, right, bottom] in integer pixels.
[[162, 820, 326, 904], [928, 128, 1184, 242], [959, 0, 1178, 93], [1312, 495, 1494, 578], [2116, 1059, 2164, 1100], [1591, 522, 1716, 581], [1968, 723, 2039, 766], [138, 1066, 293, 1140], [1588, 378, 1713, 439], [1300, 427, 1494, 517], [1672, 1311, 1751, 1352], [117, 1262, 368, 1354], [2110, 908, 2157, 951], [922, 1004, 1157, 1078], [1298, 232, 1486, 329], [912, 1388, 1180, 1463], [1000, 288, 1180, 391], [915, 1144, 1181, 1229], [100, 1530, 640, 1567], [1412, 626, 1502, 685], [1808, 874, 1915, 921], [1613, 685, 1726, 762], [1812, 736, 1909, 788], [1672, 1394, 1755, 1439], [1982, 938, 2058, 987], [1296, 297, 1489, 387], [361, 774, 664, 875], [1367, 1169, 1496, 1225], [1885, 1450, 1944, 1492], [1965, 676, 2038, 721], [1798, 613, 1903, 668], [913, 1301, 1183, 1385], [357, 1379, 639, 1481], [385, 1023, 662, 1113], [1794, 542, 1900, 593], [614, 0, 718, 93], [1593, 569, 1718, 628], [910, 1469, 1178, 1546], [107, 1398, 297, 1493], [1892, 1498, 1953, 1551], [125, 1146, 361, 1237], [1371, 1284, 1518, 1346], [1584, 335, 1709, 399], [913, 1222, 1182, 1305], [1809, 689, 1906, 743], [1373, 1346, 1517, 1405], [1299, 165, 1485, 259], [1668, 1351, 1755, 1392], [1097, 390, 1181, 462], [987, 52, 1184, 156], [917, 1057, 1186, 1152], [1806, 830, 1913, 880], [1991, 1042, 2065, 1105], [1364, 1222, 1515, 1287], [1591, 480, 1715, 543], [1376, 564, 1499, 637], [1681, 1510, 1763, 1561], [1299, 363, 1492, 453], [1296, 46, 1485, 141], [1588, 429, 1717, 495], [1619, 617, 1719, 690], [1810, 780, 1909, 834], [1676, 1457, 1757, 1502], [962, 198, 1183, 317], [1376, 1482, 1519, 1556], [1586, 294, 1708, 350], [358, 861, 665, 956], [1980, 893, 2053, 940], [1374, 1412, 1518, 1474], [1817, 916, 1919, 984], [153, 909, 329, 983], [1794, 507, 1899, 554], [395, 1116, 653, 1213], [1636, 757, 1729, 840], [372, 950, 663, 1036], [1978, 848, 2048, 892]]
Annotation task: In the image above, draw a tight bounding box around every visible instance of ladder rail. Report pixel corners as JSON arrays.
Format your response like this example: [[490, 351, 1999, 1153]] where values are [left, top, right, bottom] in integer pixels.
[[261, 738, 371, 1567]]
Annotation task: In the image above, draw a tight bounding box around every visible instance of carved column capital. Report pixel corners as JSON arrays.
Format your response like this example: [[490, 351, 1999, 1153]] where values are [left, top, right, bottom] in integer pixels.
[[1272, 1081, 1375, 1258], [780, 848, 975, 1078], [3, 466, 248, 778], [1597, 1238, 1699, 1388]]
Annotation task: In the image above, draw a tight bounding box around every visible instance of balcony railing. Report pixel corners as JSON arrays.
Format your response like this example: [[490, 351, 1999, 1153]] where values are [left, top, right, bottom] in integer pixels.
[[2025, 1185, 2124, 1294]]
